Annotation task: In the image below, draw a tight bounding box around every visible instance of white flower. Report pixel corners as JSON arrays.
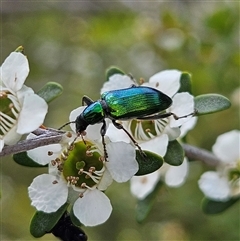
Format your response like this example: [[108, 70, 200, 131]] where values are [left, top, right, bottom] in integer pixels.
[[102, 70, 196, 157], [28, 108, 138, 227], [101, 70, 195, 199], [130, 158, 189, 199], [198, 130, 240, 201], [0, 51, 48, 151]]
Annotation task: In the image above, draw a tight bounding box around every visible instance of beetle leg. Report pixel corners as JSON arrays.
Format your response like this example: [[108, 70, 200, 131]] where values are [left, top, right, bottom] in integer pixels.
[[112, 120, 147, 159], [137, 112, 173, 120], [100, 120, 108, 161], [82, 95, 94, 106], [137, 110, 195, 120]]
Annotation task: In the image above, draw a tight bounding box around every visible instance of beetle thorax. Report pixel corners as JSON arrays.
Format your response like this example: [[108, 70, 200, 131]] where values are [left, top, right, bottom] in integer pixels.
[[76, 101, 105, 133]]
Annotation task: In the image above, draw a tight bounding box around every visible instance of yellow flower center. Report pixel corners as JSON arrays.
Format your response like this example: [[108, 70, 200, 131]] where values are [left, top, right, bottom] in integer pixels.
[[0, 91, 20, 135], [129, 118, 169, 141], [60, 140, 104, 189]]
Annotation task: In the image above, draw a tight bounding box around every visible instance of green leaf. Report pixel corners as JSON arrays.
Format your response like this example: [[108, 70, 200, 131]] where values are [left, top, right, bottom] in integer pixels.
[[164, 140, 184, 166], [105, 66, 125, 80], [37, 82, 63, 103], [178, 72, 192, 94], [14, 46, 24, 53], [69, 207, 82, 227], [135, 150, 163, 176], [30, 203, 69, 237], [194, 94, 231, 115], [136, 180, 163, 223], [205, 8, 235, 35], [202, 197, 240, 214], [13, 152, 47, 167]]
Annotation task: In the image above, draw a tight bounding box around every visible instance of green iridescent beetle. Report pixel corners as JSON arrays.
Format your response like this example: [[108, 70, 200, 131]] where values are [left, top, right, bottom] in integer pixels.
[[62, 85, 193, 159]]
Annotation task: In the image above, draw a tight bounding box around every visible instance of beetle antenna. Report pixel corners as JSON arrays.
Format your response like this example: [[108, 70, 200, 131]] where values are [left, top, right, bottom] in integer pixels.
[[58, 121, 76, 130]]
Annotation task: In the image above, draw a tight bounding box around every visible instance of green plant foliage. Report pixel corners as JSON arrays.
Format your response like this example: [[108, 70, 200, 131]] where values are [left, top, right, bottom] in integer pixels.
[[136, 180, 163, 223], [205, 8, 236, 35], [2, 3, 239, 241], [202, 197, 240, 214], [14, 46, 24, 53], [164, 140, 184, 166], [194, 94, 231, 115], [135, 150, 163, 176], [69, 208, 82, 227], [30, 203, 69, 237], [105, 66, 125, 80], [37, 82, 63, 103], [178, 72, 192, 94], [13, 152, 47, 167]]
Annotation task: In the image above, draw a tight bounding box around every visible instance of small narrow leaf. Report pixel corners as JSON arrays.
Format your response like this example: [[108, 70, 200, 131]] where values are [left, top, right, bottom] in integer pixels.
[[37, 82, 63, 103], [164, 140, 184, 166], [178, 72, 192, 94], [135, 150, 163, 176], [30, 203, 69, 238], [136, 180, 163, 223], [194, 94, 231, 115], [105, 66, 125, 80], [202, 197, 239, 214], [13, 152, 47, 167], [14, 46, 24, 53]]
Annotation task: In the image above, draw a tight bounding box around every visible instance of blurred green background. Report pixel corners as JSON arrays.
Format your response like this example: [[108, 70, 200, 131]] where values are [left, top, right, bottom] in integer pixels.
[[1, 1, 239, 241]]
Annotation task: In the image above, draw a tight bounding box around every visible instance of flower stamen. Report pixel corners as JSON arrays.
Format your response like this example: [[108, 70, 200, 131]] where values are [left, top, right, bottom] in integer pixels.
[[81, 182, 95, 190], [67, 176, 79, 185], [7, 94, 21, 112]]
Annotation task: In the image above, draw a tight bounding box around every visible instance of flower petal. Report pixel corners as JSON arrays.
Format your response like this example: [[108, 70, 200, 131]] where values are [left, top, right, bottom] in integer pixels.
[[140, 134, 169, 157], [212, 130, 240, 164], [162, 126, 180, 141], [231, 179, 240, 197], [0, 139, 4, 152], [73, 189, 112, 226], [86, 123, 106, 141], [180, 116, 198, 137], [2, 124, 22, 145], [198, 171, 231, 201], [101, 74, 135, 94], [15, 85, 34, 104], [165, 158, 189, 187], [106, 123, 131, 143], [148, 70, 181, 97], [1, 52, 29, 92], [17, 94, 48, 134], [28, 174, 68, 213], [130, 171, 160, 199], [98, 168, 113, 191], [106, 142, 138, 182], [69, 106, 86, 130], [169, 92, 194, 128], [26, 133, 62, 165]]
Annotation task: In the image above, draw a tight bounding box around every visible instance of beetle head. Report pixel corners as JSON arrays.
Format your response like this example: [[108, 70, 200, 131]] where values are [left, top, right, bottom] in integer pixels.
[[75, 113, 89, 134]]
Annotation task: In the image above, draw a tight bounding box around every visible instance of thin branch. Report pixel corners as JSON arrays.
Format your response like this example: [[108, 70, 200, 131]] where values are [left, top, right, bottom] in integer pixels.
[[0, 129, 220, 167], [0, 128, 65, 157], [182, 143, 219, 166]]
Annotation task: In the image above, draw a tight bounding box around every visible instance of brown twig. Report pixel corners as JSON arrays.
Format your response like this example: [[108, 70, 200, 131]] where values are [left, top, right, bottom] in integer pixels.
[[0, 129, 221, 167], [0, 128, 65, 157], [182, 143, 219, 166]]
